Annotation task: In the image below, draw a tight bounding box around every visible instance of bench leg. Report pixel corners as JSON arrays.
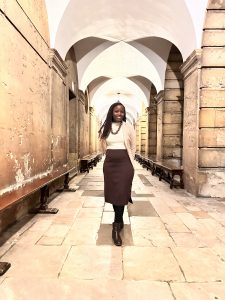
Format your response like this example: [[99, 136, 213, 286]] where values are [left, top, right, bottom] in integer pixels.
[[180, 174, 184, 189], [170, 175, 174, 189], [152, 166, 156, 176], [0, 262, 11, 276], [63, 174, 76, 192], [159, 169, 163, 181], [32, 186, 59, 214]]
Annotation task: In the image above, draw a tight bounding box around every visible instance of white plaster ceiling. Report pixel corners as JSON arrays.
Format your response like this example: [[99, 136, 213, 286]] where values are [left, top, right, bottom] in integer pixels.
[[45, 0, 208, 119], [91, 77, 148, 122], [80, 41, 163, 93]]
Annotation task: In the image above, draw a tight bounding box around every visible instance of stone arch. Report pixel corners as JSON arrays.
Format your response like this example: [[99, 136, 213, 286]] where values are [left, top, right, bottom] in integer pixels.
[[163, 45, 184, 162]]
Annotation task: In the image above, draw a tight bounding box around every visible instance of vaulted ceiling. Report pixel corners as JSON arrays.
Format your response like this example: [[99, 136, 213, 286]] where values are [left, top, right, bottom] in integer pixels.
[[45, 0, 208, 122]]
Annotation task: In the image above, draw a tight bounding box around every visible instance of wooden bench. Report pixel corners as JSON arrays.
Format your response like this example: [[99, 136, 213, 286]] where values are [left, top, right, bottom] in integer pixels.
[[135, 153, 184, 190], [135, 153, 156, 172], [80, 153, 102, 173], [0, 165, 77, 276], [152, 160, 184, 189]]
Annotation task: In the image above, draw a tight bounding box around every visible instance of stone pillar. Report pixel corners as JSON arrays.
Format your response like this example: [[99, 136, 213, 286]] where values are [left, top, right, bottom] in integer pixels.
[[148, 94, 157, 157], [139, 103, 148, 155], [68, 89, 78, 169], [135, 117, 141, 153], [78, 90, 89, 158], [198, 1, 225, 197], [49, 49, 68, 169], [144, 107, 150, 156], [155, 91, 164, 161], [180, 50, 201, 195], [89, 107, 97, 154], [163, 46, 183, 162]]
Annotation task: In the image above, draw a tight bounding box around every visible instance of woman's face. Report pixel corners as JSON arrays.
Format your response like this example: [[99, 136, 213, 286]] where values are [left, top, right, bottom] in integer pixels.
[[112, 105, 125, 122]]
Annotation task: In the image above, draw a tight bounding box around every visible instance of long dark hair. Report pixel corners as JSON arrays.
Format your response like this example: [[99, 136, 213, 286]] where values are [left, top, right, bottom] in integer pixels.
[[98, 102, 126, 139]]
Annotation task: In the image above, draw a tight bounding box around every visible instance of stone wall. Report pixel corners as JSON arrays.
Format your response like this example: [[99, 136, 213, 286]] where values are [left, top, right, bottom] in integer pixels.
[[0, 0, 51, 194], [198, 0, 225, 196], [0, 1, 85, 232]]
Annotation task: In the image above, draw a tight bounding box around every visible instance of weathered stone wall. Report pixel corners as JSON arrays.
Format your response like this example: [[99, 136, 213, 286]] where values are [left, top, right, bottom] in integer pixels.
[[16, 0, 49, 44], [0, 0, 51, 194], [198, 0, 225, 196], [163, 46, 183, 162]]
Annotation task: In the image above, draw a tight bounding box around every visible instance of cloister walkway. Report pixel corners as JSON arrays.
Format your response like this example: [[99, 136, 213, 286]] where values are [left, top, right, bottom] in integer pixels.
[[0, 159, 225, 299]]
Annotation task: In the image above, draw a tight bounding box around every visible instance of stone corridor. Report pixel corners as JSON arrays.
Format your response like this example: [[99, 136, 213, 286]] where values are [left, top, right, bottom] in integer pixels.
[[0, 160, 225, 299]]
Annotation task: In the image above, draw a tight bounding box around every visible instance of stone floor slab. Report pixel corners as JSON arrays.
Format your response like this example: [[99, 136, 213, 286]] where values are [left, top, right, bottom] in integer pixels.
[[130, 216, 165, 230], [1, 244, 69, 277], [76, 207, 103, 218], [137, 174, 153, 186], [132, 229, 176, 247], [160, 213, 190, 233], [60, 246, 123, 280], [81, 190, 104, 197], [96, 224, 134, 246], [64, 218, 100, 246], [82, 197, 104, 208], [170, 232, 205, 247], [0, 278, 175, 300], [172, 247, 225, 282], [170, 282, 225, 300], [123, 246, 184, 281], [128, 201, 158, 217]]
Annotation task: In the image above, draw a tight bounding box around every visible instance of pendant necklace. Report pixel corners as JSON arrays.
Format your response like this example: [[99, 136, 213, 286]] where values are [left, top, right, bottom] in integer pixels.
[[111, 122, 122, 135]]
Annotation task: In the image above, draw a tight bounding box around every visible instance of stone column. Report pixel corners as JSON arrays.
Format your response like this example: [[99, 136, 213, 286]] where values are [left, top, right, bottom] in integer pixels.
[[135, 117, 141, 154], [49, 49, 68, 169], [139, 103, 148, 155], [197, 1, 225, 197], [144, 107, 150, 156], [155, 91, 164, 161], [148, 101, 157, 157], [77, 89, 89, 158], [180, 50, 201, 195], [164, 48, 183, 162], [89, 107, 96, 154], [68, 89, 78, 168]]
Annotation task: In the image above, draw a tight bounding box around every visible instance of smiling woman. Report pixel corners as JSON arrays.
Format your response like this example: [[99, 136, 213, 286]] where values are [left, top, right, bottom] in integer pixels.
[[98, 102, 136, 246]]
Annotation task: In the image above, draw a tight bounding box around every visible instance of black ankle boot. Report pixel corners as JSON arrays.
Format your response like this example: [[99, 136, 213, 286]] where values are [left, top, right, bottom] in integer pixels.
[[119, 221, 124, 231], [112, 222, 122, 246]]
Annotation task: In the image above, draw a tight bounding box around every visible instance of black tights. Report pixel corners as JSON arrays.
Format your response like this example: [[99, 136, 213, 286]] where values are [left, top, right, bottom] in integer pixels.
[[113, 205, 124, 223]]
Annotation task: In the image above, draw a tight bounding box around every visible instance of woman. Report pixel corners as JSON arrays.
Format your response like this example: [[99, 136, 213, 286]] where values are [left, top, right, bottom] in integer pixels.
[[99, 102, 136, 246]]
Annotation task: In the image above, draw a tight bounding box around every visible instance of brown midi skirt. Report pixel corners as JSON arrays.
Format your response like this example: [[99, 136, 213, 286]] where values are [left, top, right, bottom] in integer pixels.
[[103, 149, 134, 206]]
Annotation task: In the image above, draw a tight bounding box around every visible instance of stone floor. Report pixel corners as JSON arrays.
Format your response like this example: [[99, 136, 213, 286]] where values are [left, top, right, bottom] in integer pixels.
[[1, 159, 225, 299]]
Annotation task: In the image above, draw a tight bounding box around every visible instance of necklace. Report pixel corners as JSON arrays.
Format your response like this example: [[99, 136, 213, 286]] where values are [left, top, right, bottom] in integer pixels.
[[110, 122, 122, 135]]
